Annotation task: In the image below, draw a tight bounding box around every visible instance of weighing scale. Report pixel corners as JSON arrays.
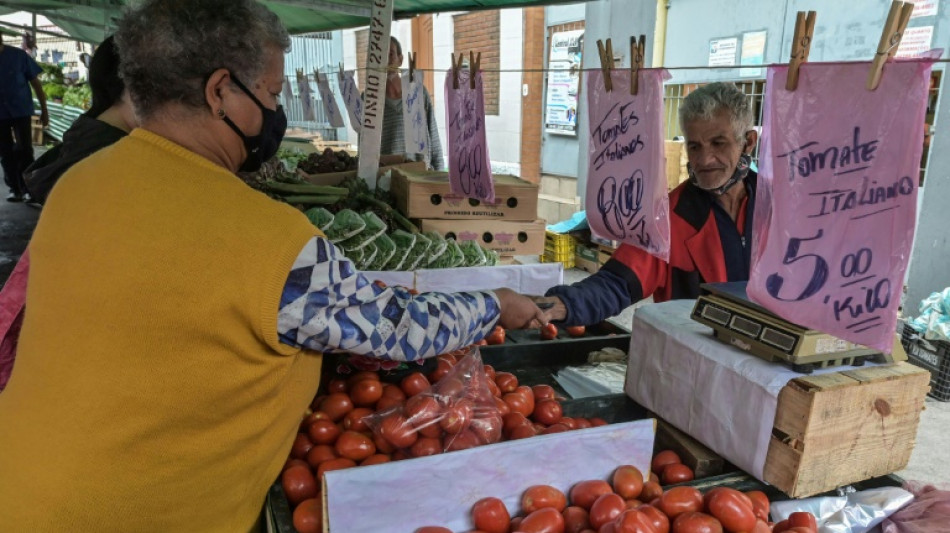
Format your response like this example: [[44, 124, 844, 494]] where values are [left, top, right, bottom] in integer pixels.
[[691, 281, 906, 373]]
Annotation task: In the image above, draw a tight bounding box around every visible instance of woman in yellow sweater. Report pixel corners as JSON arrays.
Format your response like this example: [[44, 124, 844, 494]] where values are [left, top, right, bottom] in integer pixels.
[[0, 1, 545, 531]]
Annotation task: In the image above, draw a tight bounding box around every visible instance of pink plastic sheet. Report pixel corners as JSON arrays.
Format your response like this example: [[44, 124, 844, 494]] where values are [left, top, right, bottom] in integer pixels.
[[0, 248, 29, 392], [748, 59, 935, 352], [445, 68, 494, 203], [585, 69, 671, 261], [882, 482, 950, 533]]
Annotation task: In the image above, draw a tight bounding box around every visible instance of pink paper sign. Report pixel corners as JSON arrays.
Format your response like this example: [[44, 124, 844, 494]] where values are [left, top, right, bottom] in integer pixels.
[[445, 69, 494, 203], [748, 60, 934, 352], [586, 69, 671, 260]]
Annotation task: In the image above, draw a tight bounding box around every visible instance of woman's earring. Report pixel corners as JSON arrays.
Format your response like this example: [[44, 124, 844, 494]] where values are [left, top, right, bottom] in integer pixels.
[[217, 109, 226, 118]]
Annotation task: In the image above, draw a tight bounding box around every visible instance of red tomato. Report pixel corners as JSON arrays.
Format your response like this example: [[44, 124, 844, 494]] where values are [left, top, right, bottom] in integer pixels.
[[589, 493, 626, 530], [334, 430, 376, 462], [436, 353, 458, 366], [569, 480, 614, 510], [382, 383, 407, 400], [440, 399, 474, 434], [444, 428, 481, 451], [612, 465, 645, 500], [788, 512, 818, 532], [783, 528, 816, 533], [589, 417, 608, 427], [307, 419, 341, 446], [305, 444, 337, 468], [532, 399, 563, 425], [637, 504, 671, 533], [640, 481, 663, 502], [428, 359, 454, 383], [671, 512, 723, 533], [562, 506, 591, 533], [292, 497, 323, 533], [540, 323, 559, 340], [474, 338, 489, 346], [373, 432, 396, 454], [319, 393, 354, 422], [559, 417, 577, 430], [706, 488, 756, 533], [283, 458, 309, 472], [360, 454, 391, 466], [518, 507, 566, 533], [542, 423, 570, 435], [625, 499, 644, 510], [375, 396, 403, 412], [380, 413, 418, 449], [487, 379, 503, 398], [504, 392, 535, 418], [327, 378, 348, 394], [400, 372, 431, 397], [744, 491, 769, 522], [471, 496, 511, 533], [316, 457, 356, 481], [470, 414, 504, 444], [662, 464, 695, 485], [509, 422, 538, 440], [281, 465, 317, 506], [614, 509, 658, 533], [751, 520, 771, 533], [485, 325, 506, 345], [418, 421, 444, 439], [495, 372, 519, 393], [651, 450, 682, 476], [483, 364, 497, 380], [574, 418, 592, 430], [658, 486, 703, 519], [342, 407, 374, 432], [523, 485, 569, 513], [349, 379, 384, 407], [406, 395, 442, 426], [415, 528, 452, 533], [532, 384, 557, 401], [410, 436, 443, 457], [346, 370, 380, 388], [565, 325, 586, 337], [290, 432, 314, 460]]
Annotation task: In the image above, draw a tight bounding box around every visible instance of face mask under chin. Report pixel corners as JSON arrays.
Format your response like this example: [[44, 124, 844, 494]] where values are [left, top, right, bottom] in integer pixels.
[[688, 153, 752, 196]]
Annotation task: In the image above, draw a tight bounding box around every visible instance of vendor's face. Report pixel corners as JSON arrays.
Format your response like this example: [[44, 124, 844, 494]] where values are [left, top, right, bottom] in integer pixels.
[[684, 110, 752, 190]]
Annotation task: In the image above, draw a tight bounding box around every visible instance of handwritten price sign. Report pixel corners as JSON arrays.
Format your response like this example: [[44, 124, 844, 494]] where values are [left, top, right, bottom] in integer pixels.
[[339, 70, 363, 132], [585, 69, 671, 260], [296, 70, 315, 122], [316, 72, 344, 128], [444, 68, 494, 204], [401, 71, 430, 166], [748, 60, 934, 352]]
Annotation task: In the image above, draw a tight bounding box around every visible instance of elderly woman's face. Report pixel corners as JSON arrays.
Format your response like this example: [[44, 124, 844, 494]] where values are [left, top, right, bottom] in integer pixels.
[[229, 49, 285, 131], [684, 110, 749, 190]]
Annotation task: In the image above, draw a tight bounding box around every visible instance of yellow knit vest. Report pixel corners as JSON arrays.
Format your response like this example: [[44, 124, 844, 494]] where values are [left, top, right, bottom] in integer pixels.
[[0, 129, 323, 531]]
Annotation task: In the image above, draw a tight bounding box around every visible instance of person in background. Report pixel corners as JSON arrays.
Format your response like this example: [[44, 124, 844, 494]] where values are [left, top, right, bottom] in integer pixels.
[[0, 1, 544, 530], [0, 39, 48, 202], [380, 36, 444, 170], [25, 35, 137, 204], [535, 83, 759, 325]]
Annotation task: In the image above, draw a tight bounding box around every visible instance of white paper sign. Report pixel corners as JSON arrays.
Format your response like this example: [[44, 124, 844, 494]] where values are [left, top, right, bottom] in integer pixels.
[[909, 0, 938, 18], [545, 29, 584, 135], [709, 37, 738, 67], [357, 0, 395, 189], [295, 70, 315, 121], [401, 70, 431, 166], [896, 26, 934, 58], [339, 70, 362, 132], [315, 71, 344, 128]]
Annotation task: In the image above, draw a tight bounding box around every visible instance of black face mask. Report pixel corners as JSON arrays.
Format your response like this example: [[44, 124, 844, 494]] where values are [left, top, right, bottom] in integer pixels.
[[687, 153, 752, 196], [221, 73, 287, 173]]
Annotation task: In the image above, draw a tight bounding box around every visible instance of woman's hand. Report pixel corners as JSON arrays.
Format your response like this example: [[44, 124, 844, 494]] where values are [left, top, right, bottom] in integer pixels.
[[493, 288, 547, 330]]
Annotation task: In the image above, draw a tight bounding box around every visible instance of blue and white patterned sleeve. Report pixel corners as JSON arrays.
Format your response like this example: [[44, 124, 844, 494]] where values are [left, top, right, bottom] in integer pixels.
[[277, 237, 501, 361]]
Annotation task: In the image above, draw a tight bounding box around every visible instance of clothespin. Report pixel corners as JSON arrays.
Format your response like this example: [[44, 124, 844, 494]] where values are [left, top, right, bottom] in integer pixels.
[[469, 51, 481, 90], [785, 11, 817, 91], [451, 53, 464, 90], [867, 1, 914, 91], [597, 39, 614, 92], [338, 62, 344, 83], [295, 68, 304, 82], [408, 52, 416, 83], [630, 35, 645, 96]]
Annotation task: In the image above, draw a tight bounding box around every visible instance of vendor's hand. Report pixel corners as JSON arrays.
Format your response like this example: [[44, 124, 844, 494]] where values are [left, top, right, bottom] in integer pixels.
[[531, 295, 567, 323], [494, 288, 547, 330], [40, 110, 49, 128]]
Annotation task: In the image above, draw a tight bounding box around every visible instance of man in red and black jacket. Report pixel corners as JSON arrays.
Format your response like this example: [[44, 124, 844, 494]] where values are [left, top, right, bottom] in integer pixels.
[[539, 83, 759, 326]]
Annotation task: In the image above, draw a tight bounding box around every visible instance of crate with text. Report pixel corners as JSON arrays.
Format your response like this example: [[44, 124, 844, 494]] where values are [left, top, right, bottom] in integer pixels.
[[419, 218, 545, 256], [392, 167, 539, 220]]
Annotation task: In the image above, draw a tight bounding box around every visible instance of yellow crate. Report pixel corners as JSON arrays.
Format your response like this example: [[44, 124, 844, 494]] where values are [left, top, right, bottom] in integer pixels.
[[543, 243, 575, 260], [540, 253, 575, 268], [544, 231, 575, 251]]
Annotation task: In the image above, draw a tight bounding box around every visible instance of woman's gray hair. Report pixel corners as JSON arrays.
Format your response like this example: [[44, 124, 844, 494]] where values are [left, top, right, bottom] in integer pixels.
[[114, 0, 290, 119], [678, 82, 754, 142]]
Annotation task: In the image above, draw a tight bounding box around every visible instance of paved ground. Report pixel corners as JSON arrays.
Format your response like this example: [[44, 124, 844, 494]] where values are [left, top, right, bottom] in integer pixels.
[[0, 198, 39, 289]]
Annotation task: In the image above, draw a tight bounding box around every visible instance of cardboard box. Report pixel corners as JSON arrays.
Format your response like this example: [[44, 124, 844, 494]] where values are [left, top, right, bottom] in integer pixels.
[[665, 139, 689, 190], [575, 245, 601, 273], [626, 300, 930, 498], [420, 218, 546, 256], [392, 167, 539, 220], [320, 419, 655, 532]]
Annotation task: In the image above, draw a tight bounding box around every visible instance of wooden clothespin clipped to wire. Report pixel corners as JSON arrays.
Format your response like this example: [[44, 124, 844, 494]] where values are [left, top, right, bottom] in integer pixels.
[[451, 52, 465, 90], [786, 11, 816, 91], [408, 52, 416, 83], [597, 39, 614, 92], [295, 68, 304, 82], [867, 1, 914, 91], [469, 51, 481, 90], [630, 35, 645, 96]]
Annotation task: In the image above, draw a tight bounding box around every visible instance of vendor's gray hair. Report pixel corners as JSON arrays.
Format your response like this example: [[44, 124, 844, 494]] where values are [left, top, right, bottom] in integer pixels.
[[678, 82, 754, 142], [114, 0, 290, 119]]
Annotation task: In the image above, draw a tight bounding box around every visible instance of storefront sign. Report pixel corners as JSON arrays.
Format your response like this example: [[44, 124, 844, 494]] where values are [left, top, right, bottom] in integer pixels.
[[584, 68, 671, 261], [545, 29, 584, 136], [740, 31, 767, 78], [401, 70, 431, 166], [357, 0, 395, 188], [909, 0, 938, 18], [315, 71, 344, 128], [896, 26, 934, 58], [748, 59, 934, 352], [445, 68, 494, 203], [708, 37, 738, 67], [296, 70, 315, 121], [339, 70, 362, 132]]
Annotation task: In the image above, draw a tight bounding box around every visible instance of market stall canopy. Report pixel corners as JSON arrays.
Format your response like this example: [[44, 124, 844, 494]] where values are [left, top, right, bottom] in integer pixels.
[[0, 0, 582, 42]]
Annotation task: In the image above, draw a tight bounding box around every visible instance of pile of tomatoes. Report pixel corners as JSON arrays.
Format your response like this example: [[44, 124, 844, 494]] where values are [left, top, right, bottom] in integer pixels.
[[415, 464, 818, 533], [479, 323, 587, 346]]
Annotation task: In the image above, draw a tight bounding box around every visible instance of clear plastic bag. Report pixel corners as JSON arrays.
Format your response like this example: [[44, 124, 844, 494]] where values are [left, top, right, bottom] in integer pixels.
[[367, 234, 397, 271], [405, 233, 433, 271], [304, 207, 335, 232], [459, 239, 487, 267], [386, 231, 417, 271], [324, 209, 366, 243], [365, 348, 503, 456]]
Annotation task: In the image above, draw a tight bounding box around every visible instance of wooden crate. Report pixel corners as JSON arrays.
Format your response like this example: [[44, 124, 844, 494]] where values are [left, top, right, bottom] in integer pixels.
[[392, 167, 539, 221], [763, 362, 929, 497], [665, 140, 688, 190]]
